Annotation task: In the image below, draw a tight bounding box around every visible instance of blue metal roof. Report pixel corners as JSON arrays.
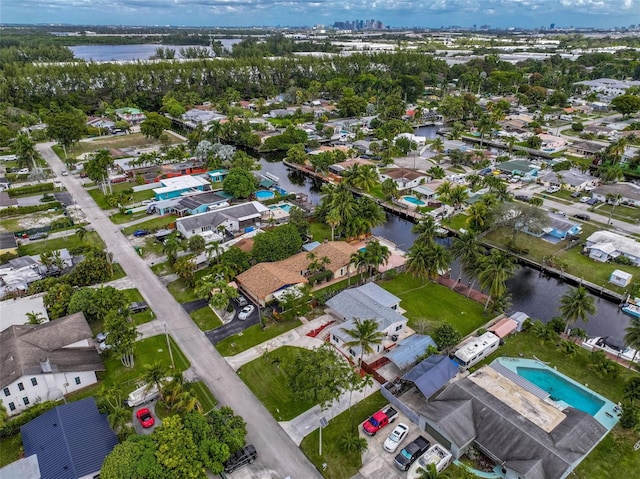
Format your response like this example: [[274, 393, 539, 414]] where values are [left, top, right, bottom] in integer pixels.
[[386, 334, 437, 369], [21, 397, 118, 479], [403, 354, 459, 399]]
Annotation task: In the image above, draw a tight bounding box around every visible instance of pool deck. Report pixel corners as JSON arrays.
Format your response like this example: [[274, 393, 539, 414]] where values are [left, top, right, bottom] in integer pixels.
[[493, 357, 620, 430]]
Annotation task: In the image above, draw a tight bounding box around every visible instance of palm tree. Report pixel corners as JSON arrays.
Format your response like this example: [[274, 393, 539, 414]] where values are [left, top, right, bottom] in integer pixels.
[[364, 240, 390, 277], [341, 318, 385, 366], [412, 215, 438, 246], [162, 234, 181, 265], [142, 361, 168, 399], [381, 178, 399, 200], [75, 226, 87, 243], [465, 202, 489, 231], [353, 164, 379, 192], [451, 231, 481, 290], [416, 463, 450, 479], [349, 250, 369, 284], [406, 242, 450, 281], [609, 136, 628, 165], [624, 318, 640, 367], [26, 311, 45, 324], [108, 405, 132, 438], [477, 250, 518, 311], [435, 181, 453, 205], [559, 286, 597, 335], [326, 209, 341, 241], [428, 138, 445, 161], [14, 133, 40, 170]]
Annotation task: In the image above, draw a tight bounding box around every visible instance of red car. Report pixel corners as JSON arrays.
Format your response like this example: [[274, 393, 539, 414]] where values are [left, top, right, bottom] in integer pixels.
[[136, 408, 155, 428]]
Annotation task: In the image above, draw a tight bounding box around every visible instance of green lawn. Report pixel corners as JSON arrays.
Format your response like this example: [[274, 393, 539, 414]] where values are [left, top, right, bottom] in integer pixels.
[[190, 305, 223, 331], [100, 335, 190, 395], [122, 215, 177, 235], [110, 210, 150, 224], [189, 381, 218, 414], [0, 433, 22, 468], [238, 346, 317, 421], [151, 261, 172, 276], [18, 231, 104, 256], [309, 221, 332, 243], [62, 132, 182, 159], [167, 278, 199, 303], [595, 203, 640, 224], [474, 329, 640, 479], [141, 236, 166, 258], [300, 391, 388, 479], [441, 213, 469, 231], [215, 318, 302, 356], [379, 273, 486, 335]]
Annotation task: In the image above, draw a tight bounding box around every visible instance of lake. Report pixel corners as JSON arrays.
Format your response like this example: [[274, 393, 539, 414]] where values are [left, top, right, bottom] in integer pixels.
[[69, 40, 241, 61]]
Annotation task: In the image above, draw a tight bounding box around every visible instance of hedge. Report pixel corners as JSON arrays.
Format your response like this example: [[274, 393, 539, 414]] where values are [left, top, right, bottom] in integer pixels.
[[0, 202, 62, 218], [8, 183, 55, 197], [0, 401, 58, 438]]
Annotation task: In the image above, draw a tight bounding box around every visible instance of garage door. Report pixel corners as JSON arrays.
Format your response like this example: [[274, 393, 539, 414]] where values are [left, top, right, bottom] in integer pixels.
[[424, 423, 451, 450]]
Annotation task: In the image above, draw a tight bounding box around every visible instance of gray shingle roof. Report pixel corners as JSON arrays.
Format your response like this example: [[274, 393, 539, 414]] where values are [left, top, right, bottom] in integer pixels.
[[21, 397, 118, 479], [1, 312, 104, 389], [177, 201, 265, 231], [420, 371, 606, 479], [326, 286, 405, 329]]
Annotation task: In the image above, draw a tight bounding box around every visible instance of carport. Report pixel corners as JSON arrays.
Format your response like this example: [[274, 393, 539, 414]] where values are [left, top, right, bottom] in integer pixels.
[[385, 334, 437, 370], [402, 354, 459, 399]]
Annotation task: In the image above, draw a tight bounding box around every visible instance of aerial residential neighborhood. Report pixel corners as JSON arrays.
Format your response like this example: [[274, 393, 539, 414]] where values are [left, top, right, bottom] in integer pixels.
[[1, 18, 640, 479]]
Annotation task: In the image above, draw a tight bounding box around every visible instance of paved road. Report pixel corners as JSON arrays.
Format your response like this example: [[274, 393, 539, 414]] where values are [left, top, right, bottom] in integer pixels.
[[37, 142, 321, 479]]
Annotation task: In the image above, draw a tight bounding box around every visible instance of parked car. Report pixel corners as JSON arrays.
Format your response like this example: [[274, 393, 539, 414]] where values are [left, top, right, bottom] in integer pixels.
[[136, 408, 155, 428], [235, 295, 249, 307], [133, 229, 149, 237], [394, 436, 430, 471], [570, 191, 582, 198], [586, 198, 599, 205], [579, 196, 591, 203], [514, 194, 530, 202], [574, 213, 591, 221], [238, 305, 255, 320], [362, 405, 398, 436], [223, 445, 257, 473], [29, 232, 47, 240], [546, 186, 560, 194], [383, 423, 410, 453], [61, 169, 68, 176], [129, 302, 149, 314]]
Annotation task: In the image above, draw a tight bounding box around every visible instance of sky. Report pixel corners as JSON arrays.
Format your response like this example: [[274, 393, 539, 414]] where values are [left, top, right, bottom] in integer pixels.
[[3, 0, 639, 29]]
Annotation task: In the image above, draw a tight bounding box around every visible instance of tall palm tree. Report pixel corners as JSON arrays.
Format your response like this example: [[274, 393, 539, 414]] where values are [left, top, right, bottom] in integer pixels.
[[341, 318, 385, 366], [353, 164, 379, 192], [465, 202, 489, 231], [75, 226, 87, 243], [364, 240, 390, 277], [624, 318, 640, 367], [142, 361, 168, 399], [477, 250, 518, 311], [108, 405, 132, 438], [326, 209, 341, 241], [349, 250, 369, 284], [162, 234, 181, 265], [435, 181, 453, 205], [559, 286, 597, 335], [451, 231, 482, 290], [381, 178, 399, 200], [14, 133, 40, 170], [406, 242, 450, 281]]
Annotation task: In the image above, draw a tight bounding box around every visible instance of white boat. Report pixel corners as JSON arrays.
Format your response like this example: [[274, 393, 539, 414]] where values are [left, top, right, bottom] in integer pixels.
[[583, 337, 639, 363], [406, 443, 452, 478], [621, 297, 640, 319], [265, 172, 280, 183]]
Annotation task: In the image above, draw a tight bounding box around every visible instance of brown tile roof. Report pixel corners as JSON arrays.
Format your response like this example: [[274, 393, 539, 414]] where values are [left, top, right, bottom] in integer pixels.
[[1, 312, 104, 389], [236, 241, 359, 300], [382, 167, 426, 181]]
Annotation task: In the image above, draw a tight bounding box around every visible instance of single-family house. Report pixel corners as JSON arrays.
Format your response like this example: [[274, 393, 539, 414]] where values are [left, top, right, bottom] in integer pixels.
[[172, 191, 230, 216], [395, 132, 427, 146], [401, 362, 610, 479], [574, 78, 640, 97], [539, 170, 598, 191], [0, 295, 49, 332], [523, 213, 581, 241], [115, 107, 146, 125], [379, 167, 429, 190], [325, 283, 407, 362], [176, 201, 269, 240], [1, 312, 104, 416], [591, 183, 640, 207], [21, 397, 118, 479], [208, 169, 228, 183], [181, 108, 226, 127], [153, 175, 210, 200], [86, 116, 115, 130], [495, 159, 538, 179], [236, 241, 359, 306], [585, 231, 640, 266], [568, 141, 605, 157]]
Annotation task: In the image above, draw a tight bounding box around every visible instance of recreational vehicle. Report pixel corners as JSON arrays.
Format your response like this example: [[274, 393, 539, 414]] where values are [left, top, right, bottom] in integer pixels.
[[453, 332, 500, 370]]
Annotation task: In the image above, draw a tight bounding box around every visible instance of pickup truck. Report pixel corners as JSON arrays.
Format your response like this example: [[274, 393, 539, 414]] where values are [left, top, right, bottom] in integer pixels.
[[362, 405, 398, 436], [394, 435, 430, 471]]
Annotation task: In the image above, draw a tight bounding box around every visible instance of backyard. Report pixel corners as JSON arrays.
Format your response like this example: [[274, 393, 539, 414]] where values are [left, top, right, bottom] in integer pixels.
[[18, 231, 104, 256], [379, 273, 487, 335]]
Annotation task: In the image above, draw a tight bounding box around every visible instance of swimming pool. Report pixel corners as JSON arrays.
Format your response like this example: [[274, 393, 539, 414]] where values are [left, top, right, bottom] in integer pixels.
[[402, 195, 426, 206], [268, 202, 292, 213], [516, 367, 604, 415], [255, 190, 275, 200]]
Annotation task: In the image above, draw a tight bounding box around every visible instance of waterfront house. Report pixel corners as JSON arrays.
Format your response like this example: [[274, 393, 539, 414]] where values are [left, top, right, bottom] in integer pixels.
[[523, 213, 581, 241], [585, 231, 640, 266], [153, 175, 210, 200], [379, 167, 429, 190], [176, 201, 269, 240], [567, 141, 605, 157]]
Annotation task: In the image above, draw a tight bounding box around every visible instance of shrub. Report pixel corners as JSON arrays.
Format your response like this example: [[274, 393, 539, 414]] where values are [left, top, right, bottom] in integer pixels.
[[0, 401, 58, 438], [7, 182, 55, 197], [0, 202, 61, 217]]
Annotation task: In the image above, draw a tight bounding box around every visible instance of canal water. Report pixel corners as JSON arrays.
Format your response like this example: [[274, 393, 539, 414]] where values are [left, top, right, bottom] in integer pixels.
[[257, 154, 624, 341]]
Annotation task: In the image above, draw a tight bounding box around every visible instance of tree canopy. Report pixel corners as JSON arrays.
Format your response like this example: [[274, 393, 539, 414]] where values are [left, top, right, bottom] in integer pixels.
[[251, 223, 303, 263]]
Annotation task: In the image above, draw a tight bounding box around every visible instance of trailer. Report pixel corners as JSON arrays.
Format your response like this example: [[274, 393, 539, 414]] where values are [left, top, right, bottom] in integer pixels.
[[453, 332, 500, 370]]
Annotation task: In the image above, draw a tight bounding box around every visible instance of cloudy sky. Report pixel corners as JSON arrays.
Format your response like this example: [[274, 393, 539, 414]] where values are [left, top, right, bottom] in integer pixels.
[[4, 0, 638, 28]]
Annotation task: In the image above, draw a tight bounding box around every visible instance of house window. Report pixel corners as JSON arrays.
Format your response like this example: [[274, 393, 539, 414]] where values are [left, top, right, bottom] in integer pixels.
[[2, 388, 9, 397], [75, 377, 81, 385], [8, 402, 15, 411], [349, 349, 357, 357], [395, 324, 403, 332], [332, 334, 339, 344], [31, 378, 38, 386], [17, 383, 24, 391], [23, 397, 29, 406]]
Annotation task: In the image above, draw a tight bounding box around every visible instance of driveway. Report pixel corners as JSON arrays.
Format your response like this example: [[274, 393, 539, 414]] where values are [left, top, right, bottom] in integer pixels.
[[205, 305, 260, 344], [132, 399, 162, 435], [182, 299, 209, 314], [37, 142, 321, 479]]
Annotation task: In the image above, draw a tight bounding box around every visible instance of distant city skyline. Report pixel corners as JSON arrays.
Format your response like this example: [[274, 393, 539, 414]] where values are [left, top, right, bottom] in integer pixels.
[[3, 0, 639, 30]]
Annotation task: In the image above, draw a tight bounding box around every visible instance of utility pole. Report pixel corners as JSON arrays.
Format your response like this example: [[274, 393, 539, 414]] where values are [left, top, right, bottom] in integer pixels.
[[165, 323, 175, 369]]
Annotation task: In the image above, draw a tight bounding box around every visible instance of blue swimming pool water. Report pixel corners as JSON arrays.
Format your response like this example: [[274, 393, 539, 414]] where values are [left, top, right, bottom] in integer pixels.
[[402, 195, 425, 206], [516, 367, 604, 415], [255, 190, 275, 200]]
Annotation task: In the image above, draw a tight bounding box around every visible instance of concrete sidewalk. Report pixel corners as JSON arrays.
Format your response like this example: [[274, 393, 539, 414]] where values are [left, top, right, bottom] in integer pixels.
[[224, 315, 335, 371], [280, 381, 381, 446]]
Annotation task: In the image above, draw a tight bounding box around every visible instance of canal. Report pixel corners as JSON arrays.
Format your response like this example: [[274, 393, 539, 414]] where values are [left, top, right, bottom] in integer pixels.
[[256, 142, 625, 342]]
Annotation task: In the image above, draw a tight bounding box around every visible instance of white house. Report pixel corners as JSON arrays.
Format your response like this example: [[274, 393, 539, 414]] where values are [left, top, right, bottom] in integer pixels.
[[0, 295, 49, 332], [585, 231, 640, 266], [176, 201, 269, 239], [325, 283, 407, 362], [539, 169, 598, 192], [591, 183, 640, 207], [379, 167, 430, 190], [0, 312, 104, 416]]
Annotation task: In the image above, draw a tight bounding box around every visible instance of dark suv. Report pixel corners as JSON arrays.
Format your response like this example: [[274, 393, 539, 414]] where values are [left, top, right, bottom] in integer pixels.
[[223, 445, 257, 473], [128, 302, 149, 314], [394, 435, 430, 471]]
